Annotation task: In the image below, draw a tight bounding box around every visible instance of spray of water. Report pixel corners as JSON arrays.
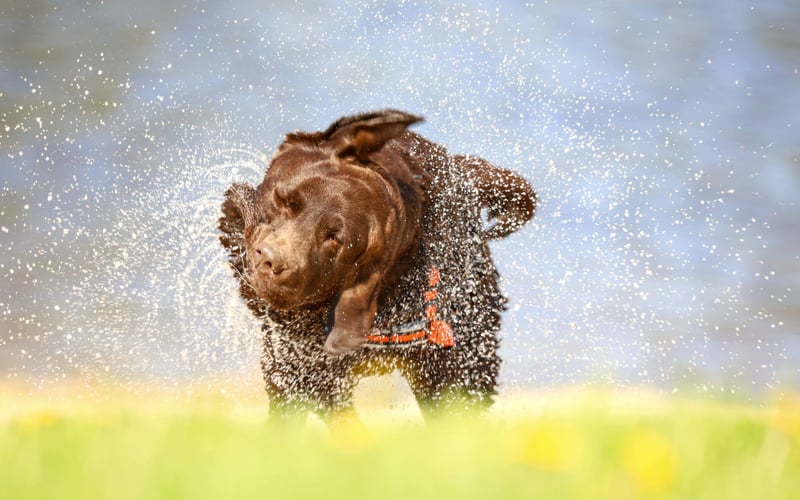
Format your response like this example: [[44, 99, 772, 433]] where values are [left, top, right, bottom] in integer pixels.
[[1, 1, 796, 398]]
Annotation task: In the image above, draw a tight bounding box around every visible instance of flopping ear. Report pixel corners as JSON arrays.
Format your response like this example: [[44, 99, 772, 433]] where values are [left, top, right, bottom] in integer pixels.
[[219, 183, 264, 316], [326, 109, 423, 161], [219, 182, 256, 257], [324, 269, 382, 355]]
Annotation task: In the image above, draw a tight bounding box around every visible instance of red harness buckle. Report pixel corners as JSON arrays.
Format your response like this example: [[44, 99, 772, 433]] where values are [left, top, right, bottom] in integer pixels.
[[366, 267, 454, 348]]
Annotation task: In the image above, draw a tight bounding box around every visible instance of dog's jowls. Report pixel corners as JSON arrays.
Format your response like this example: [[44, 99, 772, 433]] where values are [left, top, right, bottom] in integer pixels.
[[219, 110, 536, 419]]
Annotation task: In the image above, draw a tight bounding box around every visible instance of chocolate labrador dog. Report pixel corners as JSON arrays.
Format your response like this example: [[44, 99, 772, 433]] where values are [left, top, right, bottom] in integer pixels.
[[219, 110, 535, 419]]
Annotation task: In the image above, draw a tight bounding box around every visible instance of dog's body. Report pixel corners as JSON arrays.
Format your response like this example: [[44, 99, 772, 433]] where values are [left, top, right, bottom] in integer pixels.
[[219, 110, 535, 418]]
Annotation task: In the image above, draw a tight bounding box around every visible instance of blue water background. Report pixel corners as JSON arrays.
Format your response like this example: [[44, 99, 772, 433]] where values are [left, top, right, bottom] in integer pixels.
[[1, 0, 798, 396]]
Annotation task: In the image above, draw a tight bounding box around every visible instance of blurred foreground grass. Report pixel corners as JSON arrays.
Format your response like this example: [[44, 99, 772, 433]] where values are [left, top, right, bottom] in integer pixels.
[[1, 379, 798, 500]]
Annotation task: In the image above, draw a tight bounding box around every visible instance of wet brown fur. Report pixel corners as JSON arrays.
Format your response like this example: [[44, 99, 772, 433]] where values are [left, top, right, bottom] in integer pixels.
[[218, 110, 536, 418]]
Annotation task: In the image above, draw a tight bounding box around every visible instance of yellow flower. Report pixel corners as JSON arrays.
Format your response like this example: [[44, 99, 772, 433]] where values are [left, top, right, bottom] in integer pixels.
[[517, 419, 585, 471], [769, 394, 800, 437], [325, 413, 381, 454], [14, 410, 61, 432], [621, 429, 677, 494]]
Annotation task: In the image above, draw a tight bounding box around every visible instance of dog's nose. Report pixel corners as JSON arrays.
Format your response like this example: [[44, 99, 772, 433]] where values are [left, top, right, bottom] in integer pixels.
[[254, 243, 286, 275]]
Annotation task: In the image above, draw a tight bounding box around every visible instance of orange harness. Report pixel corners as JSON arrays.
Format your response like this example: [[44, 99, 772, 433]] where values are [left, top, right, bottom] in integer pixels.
[[365, 267, 455, 348]]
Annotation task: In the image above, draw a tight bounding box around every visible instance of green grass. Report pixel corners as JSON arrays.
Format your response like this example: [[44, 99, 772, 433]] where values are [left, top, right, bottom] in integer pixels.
[[1, 383, 798, 500]]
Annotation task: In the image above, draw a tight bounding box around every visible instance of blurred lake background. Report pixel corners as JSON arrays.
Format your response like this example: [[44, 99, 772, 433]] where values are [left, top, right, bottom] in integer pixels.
[[1, 0, 798, 398]]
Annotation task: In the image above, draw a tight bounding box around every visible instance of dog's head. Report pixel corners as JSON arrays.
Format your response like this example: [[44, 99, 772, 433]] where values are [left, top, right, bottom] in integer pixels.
[[221, 110, 423, 354]]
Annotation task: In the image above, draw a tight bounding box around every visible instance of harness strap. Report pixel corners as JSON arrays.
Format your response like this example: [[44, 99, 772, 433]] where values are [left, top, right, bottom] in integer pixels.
[[366, 266, 454, 348]]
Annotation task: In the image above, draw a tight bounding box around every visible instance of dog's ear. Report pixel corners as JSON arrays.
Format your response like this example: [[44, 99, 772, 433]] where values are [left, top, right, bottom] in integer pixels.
[[219, 183, 263, 314], [219, 182, 256, 254], [324, 268, 382, 355], [326, 110, 423, 161]]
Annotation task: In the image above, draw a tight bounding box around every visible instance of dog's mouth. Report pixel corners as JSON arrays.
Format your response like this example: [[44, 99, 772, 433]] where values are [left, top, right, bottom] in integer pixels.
[[247, 276, 299, 309], [248, 272, 335, 311]]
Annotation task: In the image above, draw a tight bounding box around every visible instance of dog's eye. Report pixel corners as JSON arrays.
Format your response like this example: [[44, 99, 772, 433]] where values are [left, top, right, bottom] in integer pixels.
[[325, 230, 343, 246], [274, 189, 300, 212]]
